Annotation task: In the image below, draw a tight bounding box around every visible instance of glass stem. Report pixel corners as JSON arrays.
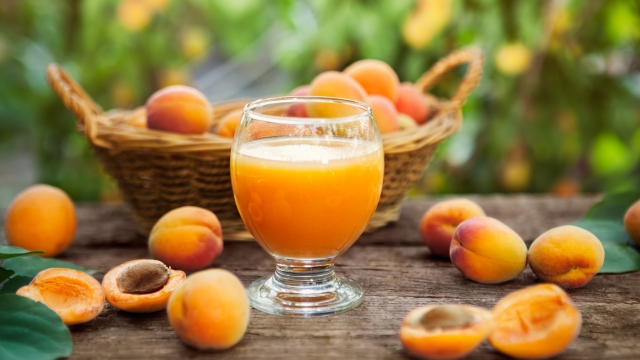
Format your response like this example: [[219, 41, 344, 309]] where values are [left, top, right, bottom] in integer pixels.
[[273, 257, 337, 288]]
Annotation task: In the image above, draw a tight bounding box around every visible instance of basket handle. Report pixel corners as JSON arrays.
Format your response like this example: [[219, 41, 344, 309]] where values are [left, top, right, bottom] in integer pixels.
[[46, 64, 107, 147], [415, 46, 484, 108]]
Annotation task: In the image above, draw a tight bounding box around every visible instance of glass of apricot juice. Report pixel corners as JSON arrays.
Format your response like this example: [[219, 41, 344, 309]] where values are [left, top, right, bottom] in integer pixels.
[[230, 97, 384, 317]]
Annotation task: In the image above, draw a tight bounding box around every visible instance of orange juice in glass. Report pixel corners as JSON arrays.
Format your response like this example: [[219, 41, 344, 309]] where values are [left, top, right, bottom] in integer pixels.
[[230, 97, 383, 317]]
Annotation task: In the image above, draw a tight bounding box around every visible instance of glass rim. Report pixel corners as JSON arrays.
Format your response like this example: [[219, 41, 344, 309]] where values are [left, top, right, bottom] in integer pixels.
[[243, 96, 373, 124]]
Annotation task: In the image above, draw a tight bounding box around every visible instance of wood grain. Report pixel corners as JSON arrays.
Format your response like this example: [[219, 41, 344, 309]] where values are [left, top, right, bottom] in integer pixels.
[[4, 195, 640, 359]]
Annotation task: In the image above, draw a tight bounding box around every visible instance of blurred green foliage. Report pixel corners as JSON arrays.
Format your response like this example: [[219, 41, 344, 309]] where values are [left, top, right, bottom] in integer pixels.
[[0, 0, 639, 201]]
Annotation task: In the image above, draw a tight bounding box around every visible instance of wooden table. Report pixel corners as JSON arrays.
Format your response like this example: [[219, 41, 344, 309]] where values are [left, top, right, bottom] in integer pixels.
[[4, 195, 640, 359]]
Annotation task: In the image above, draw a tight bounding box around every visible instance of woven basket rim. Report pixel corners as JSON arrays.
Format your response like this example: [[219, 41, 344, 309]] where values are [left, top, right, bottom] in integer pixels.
[[47, 46, 484, 156]]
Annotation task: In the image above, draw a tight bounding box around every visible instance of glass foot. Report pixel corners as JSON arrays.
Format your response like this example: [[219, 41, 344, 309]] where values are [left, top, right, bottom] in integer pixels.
[[247, 257, 364, 317]]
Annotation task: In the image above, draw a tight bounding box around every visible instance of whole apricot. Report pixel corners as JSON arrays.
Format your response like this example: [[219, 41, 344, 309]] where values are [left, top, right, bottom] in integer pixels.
[[344, 59, 400, 101], [102, 259, 186, 313], [624, 199, 640, 245], [4, 184, 76, 257], [307, 71, 368, 118], [146, 85, 212, 134], [149, 206, 223, 271], [216, 109, 243, 138], [167, 269, 250, 350], [17, 268, 104, 325], [369, 95, 400, 134], [489, 284, 582, 359], [450, 217, 527, 284], [528, 225, 604, 289], [286, 85, 310, 117], [400, 304, 494, 360], [395, 82, 429, 124], [419, 199, 485, 258]]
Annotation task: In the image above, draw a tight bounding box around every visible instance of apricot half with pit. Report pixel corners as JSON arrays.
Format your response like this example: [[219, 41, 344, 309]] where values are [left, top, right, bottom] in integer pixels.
[[102, 259, 186, 313], [400, 304, 494, 360], [489, 284, 582, 359], [16, 268, 104, 325]]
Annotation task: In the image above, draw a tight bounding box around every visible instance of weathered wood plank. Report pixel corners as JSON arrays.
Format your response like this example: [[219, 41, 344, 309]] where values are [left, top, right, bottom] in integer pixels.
[[5, 195, 640, 360]]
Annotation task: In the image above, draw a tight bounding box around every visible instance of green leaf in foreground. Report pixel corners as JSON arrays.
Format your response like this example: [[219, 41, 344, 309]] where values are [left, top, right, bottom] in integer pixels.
[[0, 244, 45, 259], [574, 219, 640, 273], [0, 268, 15, 283], [0, 294, 72, 360], [2, 257, 97, 278], [584, 191, 640, 221], [0, 275, 33, 294]]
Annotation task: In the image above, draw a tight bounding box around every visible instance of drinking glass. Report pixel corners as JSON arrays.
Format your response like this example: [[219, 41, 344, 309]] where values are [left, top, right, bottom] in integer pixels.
[[230, 97, 384, 317]]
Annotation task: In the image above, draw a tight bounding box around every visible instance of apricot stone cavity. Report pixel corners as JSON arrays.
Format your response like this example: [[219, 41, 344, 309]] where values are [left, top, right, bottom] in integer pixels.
[[419, 305, 475, 330], [117, 262, 171, 294]]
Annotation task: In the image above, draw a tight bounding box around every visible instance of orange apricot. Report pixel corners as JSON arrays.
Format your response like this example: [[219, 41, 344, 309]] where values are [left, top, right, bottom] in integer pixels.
[[489, 284, 582, 359], [102, 259, 186, 313], [419, 199, 485, 258], [307, 71, 368, 118], [395, 82, 430, 124], [167, 269, 250, 350], [369, 95, 400, 134], [149, 206, 223, 271], [528, 225, 604, 289], [400, 304, 494, 360], [286, 85, 311, 117], [450, 217, 527, 283], [624, 199, 640, 245], [4, 184, 76, 257], [216, 109, 243, 138], [16, 268, 104, 325], [146, 85, 212, 134], [344, 59, 400, 101]]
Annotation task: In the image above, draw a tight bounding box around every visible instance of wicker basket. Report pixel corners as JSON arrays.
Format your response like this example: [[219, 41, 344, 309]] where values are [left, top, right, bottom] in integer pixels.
[[46, 46, 483, 240]]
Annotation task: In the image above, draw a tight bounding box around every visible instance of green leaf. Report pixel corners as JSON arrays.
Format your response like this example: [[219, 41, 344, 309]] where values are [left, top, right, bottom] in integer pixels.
[[2, 257, 97, 278], [0, 294, 72, 360], [0, 245, 45, 259], [0, 268, 15, 283], [0, 276, 33, 294], [573, 219, 640, 273], [584, 191, 640, 221]]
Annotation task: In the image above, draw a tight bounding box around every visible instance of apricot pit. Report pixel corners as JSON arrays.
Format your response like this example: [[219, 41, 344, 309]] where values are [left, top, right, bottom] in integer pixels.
[[103, 259, 186, 313], [117, 261, 171, 294]]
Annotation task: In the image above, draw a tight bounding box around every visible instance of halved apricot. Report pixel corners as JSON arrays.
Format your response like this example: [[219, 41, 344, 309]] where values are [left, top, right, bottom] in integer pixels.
[[16, 268, 104, 325], [102, 259, 186, 313], [488, 284, 582, 359], [400, 304, 494, 360]]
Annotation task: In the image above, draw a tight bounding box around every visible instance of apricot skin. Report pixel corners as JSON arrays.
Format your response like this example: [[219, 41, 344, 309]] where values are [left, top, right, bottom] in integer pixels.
[[450, 217, 527, 284], [419, 199, 485, 258], [216, 109, 243, 138], [286, 85, 310, 117], [4, 184, 76, 257], [146, 85, 212, 135], [102, 259, 186, 313], [16, 268, 104, 325], [489, 284, 582, 359], [167, 269, 250, 350], [400, 304, 494, 360], [369, 95, 400, 134], [344, 59, 400, 101], [624, 199, 640, 245], [149, 206, 223, 271], [395, 82, 429, 124], [307, 71, 368, 118], [528, 225, 604, 289]]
